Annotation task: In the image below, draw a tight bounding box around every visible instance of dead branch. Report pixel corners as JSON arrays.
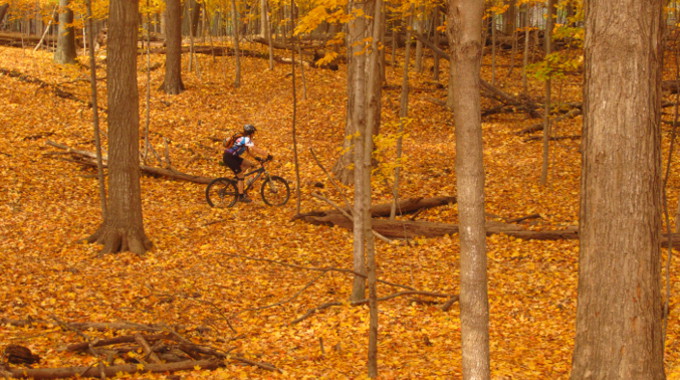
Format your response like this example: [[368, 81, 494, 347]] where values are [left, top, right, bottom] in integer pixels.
[[506, 213, 542, 224], [523, 135, 581, 142], [218, 252, 416, 291], [517, 107, 582, 135], [66, 333, 172, 352], [309, 192, 392, 243], [290, 302, 343, 325], [135, 335, 163, 364], [412, 33, 542, 118], [46, 140, 213, 184], [0, 68, 88, 105], [6, 359, 222, 379], [291, 291, 458, 324]]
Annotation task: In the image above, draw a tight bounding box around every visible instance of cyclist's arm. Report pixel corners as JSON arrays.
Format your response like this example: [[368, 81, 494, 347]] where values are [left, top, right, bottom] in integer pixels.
[[247, 145, 268, 158]]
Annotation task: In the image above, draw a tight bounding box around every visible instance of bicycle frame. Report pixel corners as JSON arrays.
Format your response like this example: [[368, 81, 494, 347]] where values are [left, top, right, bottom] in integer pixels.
[[234, 161, 271, 192]]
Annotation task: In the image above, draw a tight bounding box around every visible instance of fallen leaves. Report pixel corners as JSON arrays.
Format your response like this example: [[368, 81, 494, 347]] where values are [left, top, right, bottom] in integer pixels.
[[0, 43, 679, 379]]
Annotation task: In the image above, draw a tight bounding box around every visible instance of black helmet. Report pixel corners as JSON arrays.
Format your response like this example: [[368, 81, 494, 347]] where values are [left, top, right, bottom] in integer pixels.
[[243, 124, 256, 135]]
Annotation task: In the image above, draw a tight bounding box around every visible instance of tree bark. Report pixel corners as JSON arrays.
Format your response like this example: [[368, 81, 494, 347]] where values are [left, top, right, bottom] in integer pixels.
[[448, 0, 490, 379], [0, 3, 9, 26], [88, 0, 152, 255], [231, 0, 242, 87], [571, 0, 665, 378], [539, 0, 555, 185], [332, 0, 382, 185], [54, 0, 76, 64], [160, 0, 185, 94], [346, 0, 372, 303]]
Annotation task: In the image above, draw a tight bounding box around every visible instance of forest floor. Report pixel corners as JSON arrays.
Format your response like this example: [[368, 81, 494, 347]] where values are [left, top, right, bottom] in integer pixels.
[[1, 43, 680, 379]]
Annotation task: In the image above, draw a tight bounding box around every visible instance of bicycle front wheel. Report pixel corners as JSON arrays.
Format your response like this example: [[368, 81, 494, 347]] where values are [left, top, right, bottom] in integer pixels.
[[206, 178, 238, 208], [261, 176, 290, 206]]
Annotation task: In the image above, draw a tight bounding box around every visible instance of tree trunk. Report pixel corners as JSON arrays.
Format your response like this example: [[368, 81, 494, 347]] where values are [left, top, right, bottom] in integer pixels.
[[539, 0, 554, 185], [261, 0, 274, 69], [448, 0, 490, 379], [414, 6, 424, 73], [332, 0, 382, 185], [54, 0, 76, 64], [504, 0, 516, 35], [346, 0, 371, 302], [88, 0, 152, 255], [571, 0, 665, 378], [0, 3, 10, 26], [391, 10, 413, 219], [160, 0, 185, 94], [231, 0, 242, 87]]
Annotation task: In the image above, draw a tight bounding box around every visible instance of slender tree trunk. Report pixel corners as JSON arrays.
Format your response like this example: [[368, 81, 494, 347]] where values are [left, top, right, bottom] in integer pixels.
[[432, 8, 440, 81], [54, 0, 76, 64], [333, 0, 382, 185], [88, 0, 152, 255], [522, 26, 530, 94], [347, 0, 371, 300], [262, 0, 274, 69], [571, 0, 665, 378], [391, 9, 413, 220], [540, 0, 554, 185], [231, 0, 241, 88], [85, 0, 106, 219], [365, 0, 382, 375], [160, 0, 185, 94], [0, 3, 9, 26], [491, 13, 496, 85], [414, 6, 423, 73], [448, 0, 490, 378]]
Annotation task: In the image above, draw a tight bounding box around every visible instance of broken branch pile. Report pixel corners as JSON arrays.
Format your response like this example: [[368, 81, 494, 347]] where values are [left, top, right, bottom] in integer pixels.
[[2, 329, 280, 379]]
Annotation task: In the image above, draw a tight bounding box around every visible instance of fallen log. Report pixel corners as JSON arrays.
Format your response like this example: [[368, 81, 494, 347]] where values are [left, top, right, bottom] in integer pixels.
[[7, 359, 222, 379], [293, 196, 456, 221], [297, 212, 560, 239], [517, 106, 583, 135], [46, 140, 214, 184], [0, 68, 86, 104], [297, 214, 680, 246]]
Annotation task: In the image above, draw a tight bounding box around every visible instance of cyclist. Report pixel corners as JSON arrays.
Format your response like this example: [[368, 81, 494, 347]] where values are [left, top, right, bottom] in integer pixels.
[[223, 124, 272, 203]]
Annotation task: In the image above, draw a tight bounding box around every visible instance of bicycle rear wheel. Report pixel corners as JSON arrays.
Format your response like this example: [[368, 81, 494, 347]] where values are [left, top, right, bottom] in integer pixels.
[[260, 176, 290, 206], [206, 178, 238, 208]]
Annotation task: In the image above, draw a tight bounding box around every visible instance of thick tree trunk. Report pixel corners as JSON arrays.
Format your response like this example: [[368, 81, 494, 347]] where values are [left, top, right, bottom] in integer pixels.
[[448, 0, 490, 379], [54, 0, 76, 64], [160, 0, 185, 94], [571, 0, 665, 378], [88, 0, 151, 255]]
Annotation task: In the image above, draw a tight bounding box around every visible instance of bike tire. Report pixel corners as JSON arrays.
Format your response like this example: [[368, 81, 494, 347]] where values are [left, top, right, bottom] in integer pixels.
[[206, 178, 239, 208], [260, 176, 290, 207]]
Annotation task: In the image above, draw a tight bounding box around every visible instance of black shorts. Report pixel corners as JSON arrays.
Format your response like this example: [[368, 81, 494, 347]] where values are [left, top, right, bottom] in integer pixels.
[[223, 152, 243, 174]]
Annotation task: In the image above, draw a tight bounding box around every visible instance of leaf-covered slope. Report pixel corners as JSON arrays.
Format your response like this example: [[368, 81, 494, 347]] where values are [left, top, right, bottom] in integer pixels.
[[1, 45, 679, 378]]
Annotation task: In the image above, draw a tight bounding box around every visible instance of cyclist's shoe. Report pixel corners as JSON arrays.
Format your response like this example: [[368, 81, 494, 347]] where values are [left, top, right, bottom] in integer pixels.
[[239, 194, 252, 203]]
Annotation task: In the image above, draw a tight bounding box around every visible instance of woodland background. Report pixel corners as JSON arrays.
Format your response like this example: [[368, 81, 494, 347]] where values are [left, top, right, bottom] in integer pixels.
[[1, 0, 680, 378]]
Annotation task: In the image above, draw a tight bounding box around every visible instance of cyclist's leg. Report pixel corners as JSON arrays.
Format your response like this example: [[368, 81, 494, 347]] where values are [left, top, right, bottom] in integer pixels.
[[224, 153, 245, 196], [238, 159, 255, 201]]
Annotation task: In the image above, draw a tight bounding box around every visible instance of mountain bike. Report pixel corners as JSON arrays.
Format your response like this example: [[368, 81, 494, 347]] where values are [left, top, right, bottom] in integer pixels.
[[205, 157, 290, 208]]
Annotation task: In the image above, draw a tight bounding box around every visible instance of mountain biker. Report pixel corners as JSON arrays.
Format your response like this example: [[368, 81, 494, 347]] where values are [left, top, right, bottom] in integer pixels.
[[223, 124, 272, 203]]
